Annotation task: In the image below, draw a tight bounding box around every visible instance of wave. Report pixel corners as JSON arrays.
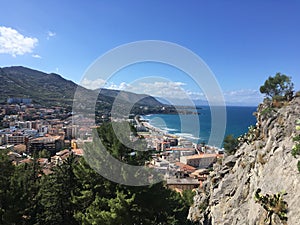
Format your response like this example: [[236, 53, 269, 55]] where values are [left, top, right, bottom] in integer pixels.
[[162, 128, 178, 132], [174, 132, 200, 140]]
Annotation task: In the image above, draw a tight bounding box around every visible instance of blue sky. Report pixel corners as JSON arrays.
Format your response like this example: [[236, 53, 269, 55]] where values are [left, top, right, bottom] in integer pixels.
[[0, 0, 300, 105]]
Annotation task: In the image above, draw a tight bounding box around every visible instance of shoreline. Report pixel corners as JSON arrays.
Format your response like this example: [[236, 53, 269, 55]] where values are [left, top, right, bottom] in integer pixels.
[[139, 115, 225, 152], [141, 114, 201, 142], [139, 116, 201, 150], [140, 120, 223, 153]]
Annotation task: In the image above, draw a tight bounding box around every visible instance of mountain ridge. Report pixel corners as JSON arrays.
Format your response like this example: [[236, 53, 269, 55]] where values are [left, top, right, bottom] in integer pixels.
[[0, 66, 164, 109]]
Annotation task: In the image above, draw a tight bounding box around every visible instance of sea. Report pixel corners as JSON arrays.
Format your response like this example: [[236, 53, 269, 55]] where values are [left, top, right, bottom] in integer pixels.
[[143, 106, 257, 147]]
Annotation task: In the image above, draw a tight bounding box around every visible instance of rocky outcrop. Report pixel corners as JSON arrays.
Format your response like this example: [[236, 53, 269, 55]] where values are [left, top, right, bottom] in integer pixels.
[[188, 96, 300, 225]]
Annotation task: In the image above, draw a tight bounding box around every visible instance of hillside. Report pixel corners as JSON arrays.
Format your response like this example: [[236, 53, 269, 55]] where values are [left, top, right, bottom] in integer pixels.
[[0, 66, 164, 110], [188, 96, 300, 224]]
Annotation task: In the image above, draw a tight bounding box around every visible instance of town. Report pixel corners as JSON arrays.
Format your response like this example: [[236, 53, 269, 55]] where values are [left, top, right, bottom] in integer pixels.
[[0, 97, 224, 192]]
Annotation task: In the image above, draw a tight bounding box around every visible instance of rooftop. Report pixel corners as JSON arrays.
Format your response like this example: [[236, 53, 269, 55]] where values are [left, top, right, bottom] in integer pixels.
[[166, 178, 199, 185], [183, 154, 219, 159], [166, 147, 195, 151], [30, 135, 61, 143], [175, 162, 196, 172]]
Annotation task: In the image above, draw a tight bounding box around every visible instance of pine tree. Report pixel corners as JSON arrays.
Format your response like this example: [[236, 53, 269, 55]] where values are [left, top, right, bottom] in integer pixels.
[[0, 150, 15, 224], [37, 154, 79, 225], [3, 154, 43, 224]]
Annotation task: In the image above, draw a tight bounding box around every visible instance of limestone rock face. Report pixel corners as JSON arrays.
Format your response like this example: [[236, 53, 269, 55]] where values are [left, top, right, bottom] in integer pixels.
[[188, 96, 300, 225]]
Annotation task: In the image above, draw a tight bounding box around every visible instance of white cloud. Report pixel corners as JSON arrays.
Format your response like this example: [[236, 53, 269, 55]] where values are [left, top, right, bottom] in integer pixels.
[[81, 78, 107, 90], [224, 89, 263, 105], [106, 81, 263, 105], [32, 54, 41, 58], [0, 26, 38, 57], [82, 77, 263, 106], [106, 81, 132, 90], [186, 91, 205, 100], [47, 31, 56, 40], [106, 80, 192, 100]]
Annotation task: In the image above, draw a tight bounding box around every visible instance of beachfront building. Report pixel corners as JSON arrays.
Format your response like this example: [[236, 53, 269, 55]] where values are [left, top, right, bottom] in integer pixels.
[[178, 139, 194, 148], [180, 154, 219, 168], [167, 147, 195, 160]]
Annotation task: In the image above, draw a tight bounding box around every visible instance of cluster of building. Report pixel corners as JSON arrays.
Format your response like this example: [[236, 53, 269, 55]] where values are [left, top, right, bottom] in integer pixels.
[[1, 100, 224, 192], [137, 119, 224, 192], [0, 100, 84, 173]]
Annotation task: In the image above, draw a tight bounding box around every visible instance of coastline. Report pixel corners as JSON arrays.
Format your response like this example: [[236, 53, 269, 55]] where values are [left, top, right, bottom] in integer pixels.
[[141, 106, 257, 148], [141, 114, 201, 143], [139, 117, 223, 154], [138, 115, 202, 151]]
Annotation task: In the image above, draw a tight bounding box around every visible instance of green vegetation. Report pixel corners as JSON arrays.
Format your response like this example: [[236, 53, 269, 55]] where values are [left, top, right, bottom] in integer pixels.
[[292, 120, 300, 173], [237, 125, 259, 145], [261, 106, 275, 117], [292, 135, 300, 158], [223, 134, 239, 154], [38, 149, 51, 159], [259, 73, 294, 100], [254, 188, 288, 224], [0, 122, 195, 225], [181, 190, 196, 208]]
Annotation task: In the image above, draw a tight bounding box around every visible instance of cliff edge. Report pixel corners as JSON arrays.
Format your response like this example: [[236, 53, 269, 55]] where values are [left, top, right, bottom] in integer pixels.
[[188, 96, 300, 225]]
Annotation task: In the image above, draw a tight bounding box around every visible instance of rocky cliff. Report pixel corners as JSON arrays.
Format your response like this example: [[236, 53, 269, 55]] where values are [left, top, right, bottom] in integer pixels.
[[188, 96, 300, 225]]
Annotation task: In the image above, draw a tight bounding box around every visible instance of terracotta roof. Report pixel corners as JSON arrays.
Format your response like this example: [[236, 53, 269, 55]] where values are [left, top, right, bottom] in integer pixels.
[[56, 149, 70, 156], [72, 148, 84, 156], [166, 147, 195, 151], [175, 162, 196, 172], [183, 154, 218, 159]]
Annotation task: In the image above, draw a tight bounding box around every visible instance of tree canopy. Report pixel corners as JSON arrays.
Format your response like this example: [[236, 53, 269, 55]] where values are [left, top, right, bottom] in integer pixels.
[[259, 73, 294, 100], [0, 122, 194, 225]]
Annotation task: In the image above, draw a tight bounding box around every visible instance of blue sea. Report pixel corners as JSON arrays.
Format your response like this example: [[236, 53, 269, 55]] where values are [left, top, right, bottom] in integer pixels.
[[144, 106, 257, 147]]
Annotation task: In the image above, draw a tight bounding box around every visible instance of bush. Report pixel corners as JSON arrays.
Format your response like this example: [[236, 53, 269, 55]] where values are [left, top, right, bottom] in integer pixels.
[[254, 189, 288, 223], [292, 135, 300, 158], [223, 134, 239, 154], [261, 107, 274, 117]]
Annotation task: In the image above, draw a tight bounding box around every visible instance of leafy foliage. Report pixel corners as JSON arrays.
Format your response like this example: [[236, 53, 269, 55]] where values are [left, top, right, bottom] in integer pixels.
[[254, 188, 288, 224], [292, 133, 300, 151], [223, 134, 239, 154], [259, 73, 294, 100], [292, 120, 300, 173], [261, 106, 275, 117], [38, 149, 51, 159]]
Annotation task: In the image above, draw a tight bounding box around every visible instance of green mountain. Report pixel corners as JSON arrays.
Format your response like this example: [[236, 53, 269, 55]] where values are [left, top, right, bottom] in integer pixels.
[[0, 66, 164, 110]]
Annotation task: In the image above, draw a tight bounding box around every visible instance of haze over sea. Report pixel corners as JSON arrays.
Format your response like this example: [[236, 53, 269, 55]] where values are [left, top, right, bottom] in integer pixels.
[[144, 106, 257, 147]]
